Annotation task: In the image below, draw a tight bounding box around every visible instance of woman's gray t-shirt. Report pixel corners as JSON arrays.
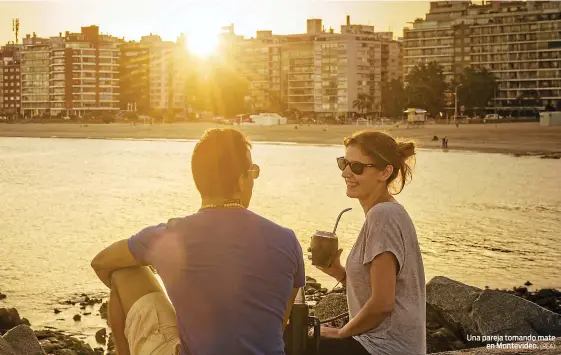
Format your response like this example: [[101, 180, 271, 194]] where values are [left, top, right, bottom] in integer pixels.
[[346, 202, 426, 355]]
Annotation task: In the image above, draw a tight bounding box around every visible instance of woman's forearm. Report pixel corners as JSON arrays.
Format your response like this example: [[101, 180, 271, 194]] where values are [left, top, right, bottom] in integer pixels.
[[333, 267, 347, 287], [339, 298, 391, 338]]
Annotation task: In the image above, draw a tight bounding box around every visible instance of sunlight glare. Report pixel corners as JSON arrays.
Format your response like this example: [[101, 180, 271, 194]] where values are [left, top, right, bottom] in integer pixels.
[[186, 28, 220, 58]]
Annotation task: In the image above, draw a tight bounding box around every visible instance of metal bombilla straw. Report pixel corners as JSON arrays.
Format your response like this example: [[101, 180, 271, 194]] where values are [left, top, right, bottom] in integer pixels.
[[333, 208, 352, 234]]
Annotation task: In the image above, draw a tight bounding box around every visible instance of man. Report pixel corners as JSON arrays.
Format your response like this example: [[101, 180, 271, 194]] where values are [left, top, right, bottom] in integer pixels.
[[91, 128, 305, 355]]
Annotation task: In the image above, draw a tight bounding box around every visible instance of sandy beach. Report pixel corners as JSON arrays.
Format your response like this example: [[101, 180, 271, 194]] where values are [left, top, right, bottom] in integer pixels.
[[1, 122, 561, 154]]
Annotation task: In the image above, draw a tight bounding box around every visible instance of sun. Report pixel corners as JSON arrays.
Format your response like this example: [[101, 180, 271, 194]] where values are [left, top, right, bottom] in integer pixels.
[[186, 31, 219, 58]]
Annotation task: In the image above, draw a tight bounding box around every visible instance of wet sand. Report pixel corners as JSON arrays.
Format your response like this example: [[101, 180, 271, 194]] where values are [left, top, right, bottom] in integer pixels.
[[1, 122, 561, 154]]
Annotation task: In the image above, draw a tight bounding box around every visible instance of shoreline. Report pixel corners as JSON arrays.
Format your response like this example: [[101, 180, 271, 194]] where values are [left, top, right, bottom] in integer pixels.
[[1, 277, 560, 354], [1, 122, 561, 155]]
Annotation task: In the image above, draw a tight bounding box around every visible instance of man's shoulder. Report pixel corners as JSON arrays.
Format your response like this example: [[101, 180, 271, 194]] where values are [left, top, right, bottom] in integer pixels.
[[167, 210, 296, 238], [246, 210, 297, 239]]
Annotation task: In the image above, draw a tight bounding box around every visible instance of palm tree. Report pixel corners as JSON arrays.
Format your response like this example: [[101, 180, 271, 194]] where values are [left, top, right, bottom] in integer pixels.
[[352, 93, 373, 118]]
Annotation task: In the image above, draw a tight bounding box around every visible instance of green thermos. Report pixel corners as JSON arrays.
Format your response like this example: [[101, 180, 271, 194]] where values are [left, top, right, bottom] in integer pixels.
[[284, 288, 320, 355]]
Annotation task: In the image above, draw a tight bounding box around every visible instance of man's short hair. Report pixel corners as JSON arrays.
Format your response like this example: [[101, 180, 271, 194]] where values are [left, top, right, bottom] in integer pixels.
[[191, 128, 252, 199]]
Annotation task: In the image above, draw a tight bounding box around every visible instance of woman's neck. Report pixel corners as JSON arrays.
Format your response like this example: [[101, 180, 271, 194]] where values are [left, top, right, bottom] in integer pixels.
[[359, 189, 395, 215]]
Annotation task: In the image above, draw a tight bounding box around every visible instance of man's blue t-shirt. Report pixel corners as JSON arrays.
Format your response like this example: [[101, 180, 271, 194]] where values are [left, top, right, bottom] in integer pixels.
[[128, 208, 306, 355]]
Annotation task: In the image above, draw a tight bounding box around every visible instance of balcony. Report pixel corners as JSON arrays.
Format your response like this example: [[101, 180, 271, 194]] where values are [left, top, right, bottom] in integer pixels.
[[289, 82, 314, 89], [288, 103, 314, 109], [288, 91, 314, 96]]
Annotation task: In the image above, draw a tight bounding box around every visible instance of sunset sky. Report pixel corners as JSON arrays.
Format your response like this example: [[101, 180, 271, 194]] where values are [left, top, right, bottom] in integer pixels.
[[0, 0, 430, 54]]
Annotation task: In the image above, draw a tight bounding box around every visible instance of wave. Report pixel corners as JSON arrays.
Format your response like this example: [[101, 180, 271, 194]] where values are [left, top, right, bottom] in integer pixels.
[[461, 202, 561, 214]]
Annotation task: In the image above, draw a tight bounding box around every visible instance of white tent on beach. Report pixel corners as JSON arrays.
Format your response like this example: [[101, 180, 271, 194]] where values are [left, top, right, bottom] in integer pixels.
[[242, 113, 288, 126], [540, 112, 561, 126]]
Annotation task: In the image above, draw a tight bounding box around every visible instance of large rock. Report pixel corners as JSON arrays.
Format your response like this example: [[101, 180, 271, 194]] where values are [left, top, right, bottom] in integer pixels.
[[0, 309, 29, 335], [473, 289, 561, 337], [35, 330, 95, 355], [2, 325, 44, 355], [503, 287, 561, 315], [427, 326, 467, 354], [426, 277, 482, 339], [427, 277, 561, 345], [0, 337, 16, 355]]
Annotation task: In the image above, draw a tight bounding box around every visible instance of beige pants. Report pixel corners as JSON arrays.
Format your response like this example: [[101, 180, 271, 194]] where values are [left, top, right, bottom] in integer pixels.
[[124, 292, 181, 355]]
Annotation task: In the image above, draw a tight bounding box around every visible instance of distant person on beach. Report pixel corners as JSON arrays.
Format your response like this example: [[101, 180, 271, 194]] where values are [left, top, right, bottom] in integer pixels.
[[312, 130, 426, 355], [91, 128, 305, 355]]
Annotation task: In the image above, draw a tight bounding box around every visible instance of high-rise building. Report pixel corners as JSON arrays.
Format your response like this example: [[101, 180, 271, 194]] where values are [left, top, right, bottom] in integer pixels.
[[337, 20, 383, 117], [120, 34, 188, 117], [282, 34, 315, 114], [221, 17, 400, 119], [376, 32, 402, 84], [21, 26, 121, 117], [229, 30, 282, 112], [0, 44, 22, 115], [120, 38, 151, 114], [21, 34, 50, 117], [403, 0, 561, 111]]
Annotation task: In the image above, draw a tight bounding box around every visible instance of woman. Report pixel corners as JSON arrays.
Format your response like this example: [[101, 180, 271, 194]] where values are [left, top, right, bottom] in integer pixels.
[[314, 130, 426, 355]]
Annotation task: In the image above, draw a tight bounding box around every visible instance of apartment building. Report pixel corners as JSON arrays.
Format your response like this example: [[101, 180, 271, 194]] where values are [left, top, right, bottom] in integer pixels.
[[121, 34, 188, 116], [21, 26, 121, 117], [221, 17, 398, 118], [337, 19, 383, 117], [21, 34, 50, 116], [120, 37, 152, 114], [149, 34, 188, 115], [403, 0, 561, 110], [229, 30, 282, 112], [376, 32, 402, 84], [282, 32, 316, 114], [0, 45, 22, 115]]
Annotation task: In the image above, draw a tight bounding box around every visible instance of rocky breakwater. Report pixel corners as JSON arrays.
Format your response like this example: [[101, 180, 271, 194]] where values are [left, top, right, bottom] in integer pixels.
[[0, 307, 108, 355], [0, 292, 113, 355], [305, 276, 561, 354]]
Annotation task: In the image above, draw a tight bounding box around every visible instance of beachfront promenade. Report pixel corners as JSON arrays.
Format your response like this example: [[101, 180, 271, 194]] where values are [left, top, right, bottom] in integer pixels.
[[1, 122, 561, 155]]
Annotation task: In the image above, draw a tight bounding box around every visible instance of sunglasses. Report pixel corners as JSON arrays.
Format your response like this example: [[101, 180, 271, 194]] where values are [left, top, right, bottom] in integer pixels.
[[336, 157, 378, 175], [248, 164, 260, 179]]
